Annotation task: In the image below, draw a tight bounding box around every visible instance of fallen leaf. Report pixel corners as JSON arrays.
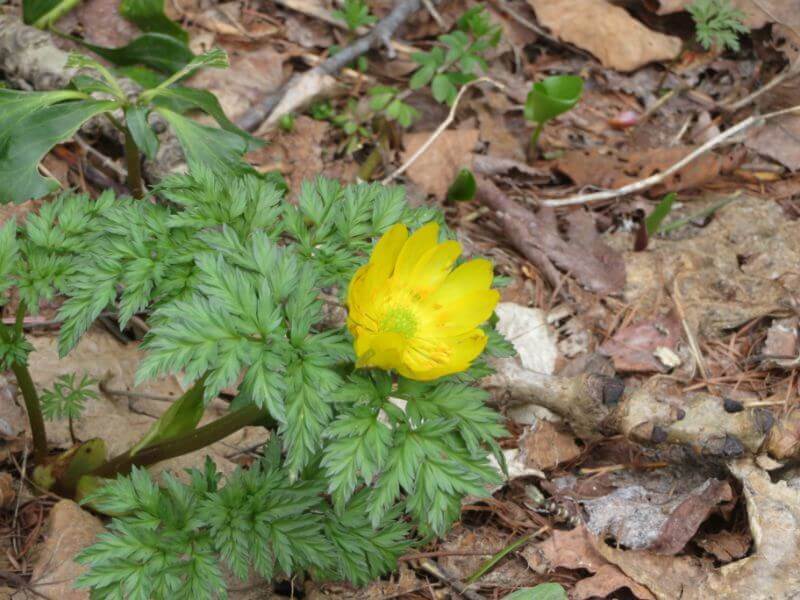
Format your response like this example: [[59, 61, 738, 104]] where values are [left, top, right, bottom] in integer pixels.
[[438, 527, 535, 587], [0, 472, 14, 509], [29, 500, 106, 600], [401, 129, 479, 198], [746, 115, 800, 172], [520, 419, 581, 471], [528, 0, 682, 72], [521, 525, 655, 599], [476, 106, 525, 162], [695, 530, 751, 563], [599, 313, 682, 373], [555, 146, 744, 197], [762, 317, 799, 367], [248, 115, 330, 193], [495, 303, 559, 375]]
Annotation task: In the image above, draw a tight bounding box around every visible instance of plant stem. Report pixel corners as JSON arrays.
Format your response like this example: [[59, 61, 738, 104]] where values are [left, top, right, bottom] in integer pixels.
[[11, 361, 48, 465], [123, 129, 145, 199], [33, 0, 82, 29], [529, 122, 544, 154], [91, 404, 271, 478]]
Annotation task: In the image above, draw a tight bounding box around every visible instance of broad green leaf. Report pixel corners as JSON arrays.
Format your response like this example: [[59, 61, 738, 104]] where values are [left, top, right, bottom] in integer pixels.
[[524, 75, 584, 124], [0, 88, 86, 132], [645, 192, 677, 236], [140, 48, 229, 95], [0, 98, 117, 204], [446, 168, 476, 202], [119, 0, 188, 43], [501, 584, 568, 600], [409, 63, 436, 90], [431, 73, 456, 104], [77, 33, 194, 74], [115, 65, 165, 89], [150, 86, 262, 150], [125, 106, 159, 160], [154, 107, 251, 174]]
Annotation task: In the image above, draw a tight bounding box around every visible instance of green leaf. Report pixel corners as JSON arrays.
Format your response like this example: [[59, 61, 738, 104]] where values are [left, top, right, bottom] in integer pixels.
[[431, 73, 457, 104], [125, 106, 159, 160], [129, 378, 206, 456], [524, 75, 584, 124], [409, 63, 436, 90], [119, 0, 188, 43], [154, 107, 251, 175], [0, 97, 117, 204], [645, 192, 677, 236], [150, 86, 262, 150], [502, 584, 568, 600], [446, 168, 476, 202], [76, 33, 194, 74]]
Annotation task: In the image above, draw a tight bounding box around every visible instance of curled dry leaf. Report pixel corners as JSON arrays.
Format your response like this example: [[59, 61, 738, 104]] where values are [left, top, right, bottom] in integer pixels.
[[554, 146, 745, 198], [528, 0, 682, 71], [520, 419, 582, 471], [494, 302, 559, 375], [695, 530, 751, 563]]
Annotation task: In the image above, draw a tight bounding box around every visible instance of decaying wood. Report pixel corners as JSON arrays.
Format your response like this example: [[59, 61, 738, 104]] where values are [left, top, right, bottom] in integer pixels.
[[0, 16, 184, 183], [488, 358, 800, 465]]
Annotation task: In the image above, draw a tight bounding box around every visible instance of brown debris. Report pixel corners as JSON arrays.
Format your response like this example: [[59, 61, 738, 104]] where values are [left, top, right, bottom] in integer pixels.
[[695, 530, 751, 563], [599, 313, 683, 373], [528, 0, 682, 72], [520, 420, 582, 471], [401, 129, 479, 198], [555, 146, 744, 197]]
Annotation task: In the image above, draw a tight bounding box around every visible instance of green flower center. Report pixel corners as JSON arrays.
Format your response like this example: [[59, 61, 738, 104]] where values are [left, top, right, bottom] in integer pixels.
[[380, 306, 418, 338]]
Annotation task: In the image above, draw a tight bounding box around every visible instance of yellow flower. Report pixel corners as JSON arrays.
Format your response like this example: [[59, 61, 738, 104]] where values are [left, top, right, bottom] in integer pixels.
[[347, 222, 499, 381]]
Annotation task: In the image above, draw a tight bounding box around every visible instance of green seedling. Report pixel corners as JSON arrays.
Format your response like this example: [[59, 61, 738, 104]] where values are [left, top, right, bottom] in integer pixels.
[[446, 168, 477, 202], [524, 75, 584, 152]]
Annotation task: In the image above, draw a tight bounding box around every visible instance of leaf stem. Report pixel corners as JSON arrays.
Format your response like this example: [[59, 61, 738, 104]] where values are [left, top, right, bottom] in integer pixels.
[[123, 128, 145, 199], [90, 403, 271, 478], [0, 304, 48, 464], [529, 122, 545, 153], [33, 0, 82, 29]]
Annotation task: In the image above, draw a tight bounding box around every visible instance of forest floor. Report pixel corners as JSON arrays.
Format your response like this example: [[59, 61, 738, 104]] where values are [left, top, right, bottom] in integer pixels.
[[2, 0, 800, 598]]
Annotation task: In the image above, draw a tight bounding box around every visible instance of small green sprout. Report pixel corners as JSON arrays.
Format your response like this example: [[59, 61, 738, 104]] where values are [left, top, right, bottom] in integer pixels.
[[524, 74, 584, 152], [446, 168, 477, 202], [278, 113, 295, 133], [332, 0, 376, 32], [688, 0, 748, 52]]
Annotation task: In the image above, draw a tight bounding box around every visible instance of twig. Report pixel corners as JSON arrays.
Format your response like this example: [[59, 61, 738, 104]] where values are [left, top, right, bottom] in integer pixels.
[[417, 558, 485, 600], [540, 104, 800, 207], [421, 0, 445, 29], [722, 66, 799, 112], [381, 77, 503, 184], [238, 0, 431, 132]]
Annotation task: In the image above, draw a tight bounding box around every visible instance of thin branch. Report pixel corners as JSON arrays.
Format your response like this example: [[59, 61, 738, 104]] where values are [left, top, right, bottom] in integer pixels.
[[238, 0, 429, 132], [381, 77, 504, 185], [540, 104, 800, 208]]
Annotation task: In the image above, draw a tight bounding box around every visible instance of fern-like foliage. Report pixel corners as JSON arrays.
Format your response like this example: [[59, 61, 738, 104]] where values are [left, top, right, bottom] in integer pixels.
[[0, 169, 512, 598], [688, 0, 748, 52], [40, 373, 98, 421]]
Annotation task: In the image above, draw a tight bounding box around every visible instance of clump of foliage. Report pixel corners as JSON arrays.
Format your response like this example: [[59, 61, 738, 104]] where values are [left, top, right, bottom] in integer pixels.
[[333, 0, 376, 32], [0, 48, 261, 203], [524, 75, 584, 152], [0, 169, 513, 598], [688, 0, 748, 52]]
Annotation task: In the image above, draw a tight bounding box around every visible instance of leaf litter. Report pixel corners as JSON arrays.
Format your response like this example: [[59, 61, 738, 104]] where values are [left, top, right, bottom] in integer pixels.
[[3, 0, 800, 598]]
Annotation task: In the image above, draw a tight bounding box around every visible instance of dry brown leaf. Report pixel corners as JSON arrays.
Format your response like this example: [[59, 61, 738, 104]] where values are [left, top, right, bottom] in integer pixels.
[[522, 525, 655, 599], [746, 115, 800, 171], [401, 129, 479, 198], [520, 419, 581, 471], [762, 317, 799, 366], [695, 530, 751, 563], [599, 313, 683, 373], [0, 472, 14, 509], [528, 0, 682, 71], [596, 460, 800, 599], [248, 116, 330, 193], [572, 564, 656, 600], [554, 146, 744, 197], [188, 48, 288, 122]]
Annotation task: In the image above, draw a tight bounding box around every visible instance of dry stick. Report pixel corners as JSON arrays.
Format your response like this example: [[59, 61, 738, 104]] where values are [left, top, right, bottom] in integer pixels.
[[722, 66, 799, 112], [381, 77, 504, 185], [540, 103, 800, 208], [238, 0, 430, 132]]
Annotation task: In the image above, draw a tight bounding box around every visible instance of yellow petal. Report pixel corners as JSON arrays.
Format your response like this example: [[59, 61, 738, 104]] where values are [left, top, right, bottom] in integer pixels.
[[425, 258, 494, 308], [360, 332, 407, 371], [433, 289, 500, 336], [370, 224, 408, 274], [411, 330, 488, 380], [392, 222, 439, 281], [409, 240, 462, 295]]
